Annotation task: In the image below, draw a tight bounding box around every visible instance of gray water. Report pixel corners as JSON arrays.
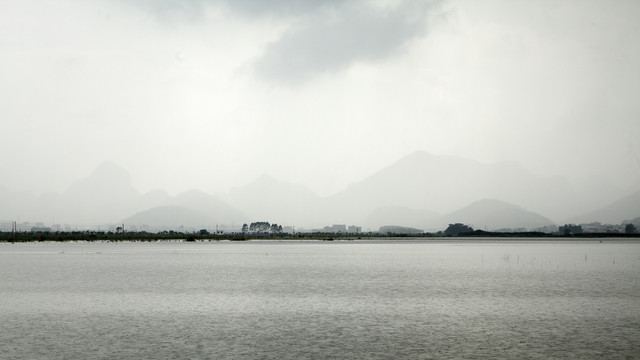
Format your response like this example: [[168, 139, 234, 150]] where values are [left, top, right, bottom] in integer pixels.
[[1, 239, 639, 359]]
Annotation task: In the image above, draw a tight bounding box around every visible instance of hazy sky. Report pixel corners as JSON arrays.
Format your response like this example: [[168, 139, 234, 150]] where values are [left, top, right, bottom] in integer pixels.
[[2, 0, 639, 196]]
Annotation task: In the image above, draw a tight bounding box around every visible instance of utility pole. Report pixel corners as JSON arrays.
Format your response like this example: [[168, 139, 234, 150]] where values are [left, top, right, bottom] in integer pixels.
[[11, 221, 17, 242]]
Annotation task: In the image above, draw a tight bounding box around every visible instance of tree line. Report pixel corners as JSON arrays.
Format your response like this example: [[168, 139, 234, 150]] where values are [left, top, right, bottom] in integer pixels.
[[242, 222, 283, 234]]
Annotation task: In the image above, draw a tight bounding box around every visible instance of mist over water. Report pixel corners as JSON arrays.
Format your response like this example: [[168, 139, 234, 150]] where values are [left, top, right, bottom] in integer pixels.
[[1, 240, 639, 359]]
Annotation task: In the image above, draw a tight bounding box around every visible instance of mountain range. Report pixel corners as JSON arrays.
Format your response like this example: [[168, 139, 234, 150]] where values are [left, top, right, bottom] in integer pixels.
[[566, 190, 640, 225], [1, 152, 638, 232], [322, 151, 622, 223], [361, 199, 555, 232]]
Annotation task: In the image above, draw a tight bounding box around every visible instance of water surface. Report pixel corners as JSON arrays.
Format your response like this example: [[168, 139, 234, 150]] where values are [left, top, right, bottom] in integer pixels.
[[1, 239, 639, 359]]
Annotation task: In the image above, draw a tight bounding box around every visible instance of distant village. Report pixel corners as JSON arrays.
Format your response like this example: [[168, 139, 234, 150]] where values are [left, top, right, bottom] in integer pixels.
[[1, 218, 638, 241]]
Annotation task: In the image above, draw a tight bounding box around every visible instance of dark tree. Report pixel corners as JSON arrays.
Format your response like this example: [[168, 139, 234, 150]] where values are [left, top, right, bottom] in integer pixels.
[[250, 222, 271, 233], [270, 224, 283, 234], [559, 224, 583, 235], [444, 223, 473, 236], [625, 223, 637, 234], [242, 223, 248, 233]]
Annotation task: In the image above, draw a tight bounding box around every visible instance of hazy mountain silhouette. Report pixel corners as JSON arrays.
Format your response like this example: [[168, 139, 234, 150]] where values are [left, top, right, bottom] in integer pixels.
[[1, 162, 137, 225], [59, 165, 249, 227], [623, 216, 640, 228], [167, 189, 249, 225], [363, 200, 553, 232], [1, 163, 248, 228], [119, 190, 248, 231], [55, 162, 140, 224], [572, 175, 628, 213], [363, 206, 441, 232], [443, 199, 555, 231], [1, 154, 632, 231], [122, 206, 217, 230], [223, 174, 321, 226], [567, 190, 640, 224], [379, 225, 424, 234], [324, 151, 584, 224], [0, 186, 40, 222], [64, 161, 139, 204], [136, 189, 172, 210]]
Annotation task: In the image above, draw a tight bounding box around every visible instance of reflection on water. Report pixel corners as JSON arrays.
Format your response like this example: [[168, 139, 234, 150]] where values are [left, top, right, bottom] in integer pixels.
[[1, 239, 639, 359]]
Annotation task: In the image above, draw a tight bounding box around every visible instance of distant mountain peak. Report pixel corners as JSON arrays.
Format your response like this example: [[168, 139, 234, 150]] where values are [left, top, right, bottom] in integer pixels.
[[62, 161, 138, 208], [446, 198, 554, 231], [122, 205, 216, 229], [462, 198, 524, 211], [257, 173, 278, 182], [394, 150, 436, 164], [383, 151, 480, 174], [175, 189, 210, 198], [64, 161, 134, 193], [249, 174, 284, 188], [568, 189, 640, 224], [91, 161, 132, 182], [223, 173, 321, 225], [232, 174, 279, 190]]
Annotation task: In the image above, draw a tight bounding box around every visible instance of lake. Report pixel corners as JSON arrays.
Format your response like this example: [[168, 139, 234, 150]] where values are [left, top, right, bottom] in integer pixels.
[[1, 239, 639, 359]]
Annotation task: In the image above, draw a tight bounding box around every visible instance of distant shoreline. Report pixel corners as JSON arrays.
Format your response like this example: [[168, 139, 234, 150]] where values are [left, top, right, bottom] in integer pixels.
[[1, 230, 639, 243]]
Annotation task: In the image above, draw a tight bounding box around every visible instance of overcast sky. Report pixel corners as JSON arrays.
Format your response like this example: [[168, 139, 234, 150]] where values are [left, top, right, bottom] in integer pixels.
[[1, 0, 639, 196]]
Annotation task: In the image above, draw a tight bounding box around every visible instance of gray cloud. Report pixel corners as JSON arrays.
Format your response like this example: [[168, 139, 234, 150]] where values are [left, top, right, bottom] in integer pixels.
[[219, 0, 346, 17], [129, 0, 345, 18], [128, 0, 441, 83], [253, 1, 442, 83]]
